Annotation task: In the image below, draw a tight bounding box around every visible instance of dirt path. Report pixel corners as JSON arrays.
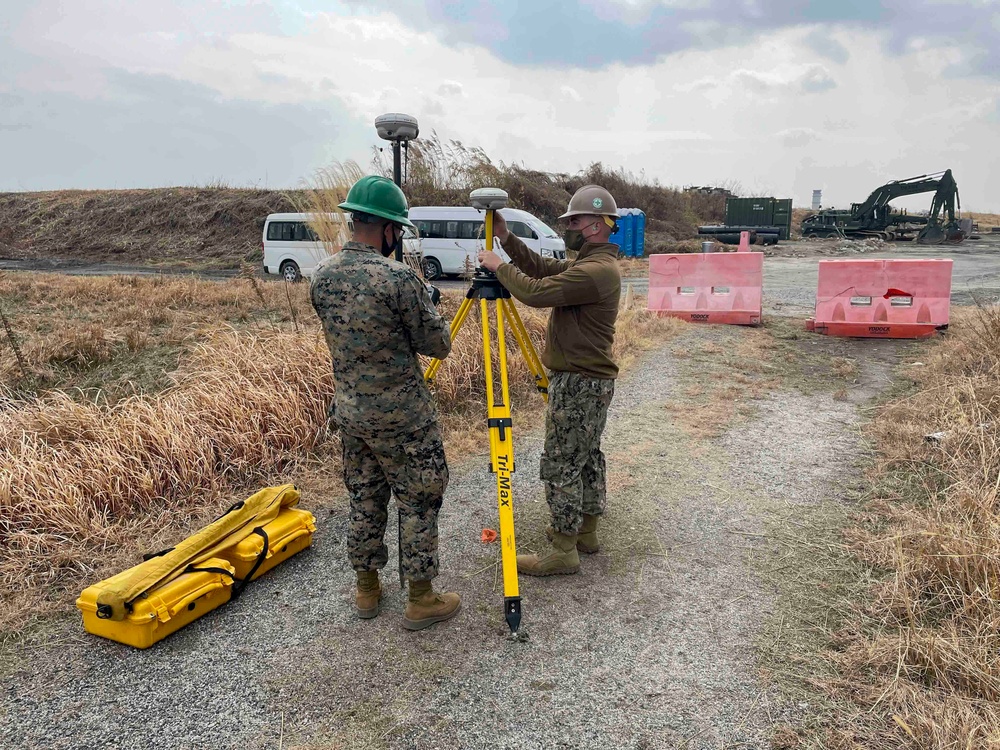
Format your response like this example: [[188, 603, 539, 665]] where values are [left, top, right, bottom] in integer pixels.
[[1, 320, 912, 750]]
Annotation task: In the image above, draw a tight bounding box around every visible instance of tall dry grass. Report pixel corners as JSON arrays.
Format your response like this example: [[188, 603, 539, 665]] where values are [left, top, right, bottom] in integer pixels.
[[0, 271, 311, 397], [823, 305, 1000, 748], [373, 135, 725, 240], [0, 330, 335, 600], [968, 212, 1000, 230], [294, 161, 363, 255]]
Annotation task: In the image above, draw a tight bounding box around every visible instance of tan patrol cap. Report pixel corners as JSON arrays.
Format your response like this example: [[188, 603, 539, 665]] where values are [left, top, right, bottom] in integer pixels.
[[559, 184, 619, 219]]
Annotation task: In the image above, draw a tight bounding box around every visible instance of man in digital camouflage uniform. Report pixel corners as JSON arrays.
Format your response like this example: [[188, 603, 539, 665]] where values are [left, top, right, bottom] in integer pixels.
[[310, 175, 461, 629], [478, 185, 621, 577]]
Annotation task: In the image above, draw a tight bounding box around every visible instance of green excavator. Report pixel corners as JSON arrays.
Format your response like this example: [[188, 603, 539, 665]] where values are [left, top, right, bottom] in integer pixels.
[[801, 169, 965, 244]]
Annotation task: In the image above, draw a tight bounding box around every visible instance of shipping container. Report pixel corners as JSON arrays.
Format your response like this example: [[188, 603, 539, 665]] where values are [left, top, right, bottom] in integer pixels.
[[724, 197, 792, 240]]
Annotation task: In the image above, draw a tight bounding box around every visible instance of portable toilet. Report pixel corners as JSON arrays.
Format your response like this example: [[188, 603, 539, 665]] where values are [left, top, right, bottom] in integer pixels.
[[609, 211, 626, 255], [634, 210, 646, 257], [621, 209, 635, 258]]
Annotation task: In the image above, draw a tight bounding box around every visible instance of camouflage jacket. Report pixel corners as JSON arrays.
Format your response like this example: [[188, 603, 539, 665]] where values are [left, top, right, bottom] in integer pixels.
[[310, 241, 451, 439]]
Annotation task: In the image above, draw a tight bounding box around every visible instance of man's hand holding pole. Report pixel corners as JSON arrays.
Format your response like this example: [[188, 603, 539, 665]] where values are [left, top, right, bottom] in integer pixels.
[[477, 209, 509, 272]]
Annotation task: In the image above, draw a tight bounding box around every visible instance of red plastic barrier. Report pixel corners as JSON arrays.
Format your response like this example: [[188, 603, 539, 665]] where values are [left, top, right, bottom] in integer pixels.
[[806, 258, 953, 339], [647, 252, 763, 325]]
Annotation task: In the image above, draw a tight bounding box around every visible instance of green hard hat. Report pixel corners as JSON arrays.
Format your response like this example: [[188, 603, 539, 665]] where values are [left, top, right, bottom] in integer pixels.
[[338, 175, 414, 228]]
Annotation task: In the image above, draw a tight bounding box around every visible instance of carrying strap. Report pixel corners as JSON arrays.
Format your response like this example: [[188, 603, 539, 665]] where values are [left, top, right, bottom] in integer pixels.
[[138, 501, 248, 563], [95, 485, 297, 622], [232, 527, 269, 600], [100, 528, 272, 619], [187, 527, 270, 602], [142, 546, 175, 562]]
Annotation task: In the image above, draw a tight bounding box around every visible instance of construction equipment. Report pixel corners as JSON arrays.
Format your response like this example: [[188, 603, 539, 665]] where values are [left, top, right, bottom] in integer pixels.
[[424, 187, 548, 641], [698, 196, 792, 245], [801, 170, 965, 244], [77, 485, 315, 648]]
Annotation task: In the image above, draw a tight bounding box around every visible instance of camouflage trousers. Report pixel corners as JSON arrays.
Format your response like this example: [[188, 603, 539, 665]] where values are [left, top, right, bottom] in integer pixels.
[[541, 371, 616, 536], [341, 423, 449, 581]]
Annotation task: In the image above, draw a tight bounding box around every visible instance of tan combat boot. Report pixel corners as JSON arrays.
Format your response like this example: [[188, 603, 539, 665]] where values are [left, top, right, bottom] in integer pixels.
[[546, 515, 600, 554], [577, 514, 600, 554], [356, 570, 381, 619], [403, 580, 462, 631], [518, 532, 580, 576]]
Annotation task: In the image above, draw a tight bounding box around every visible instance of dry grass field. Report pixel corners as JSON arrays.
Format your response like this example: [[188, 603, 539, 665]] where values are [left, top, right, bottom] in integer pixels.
[[818, 306, 1000, 747]]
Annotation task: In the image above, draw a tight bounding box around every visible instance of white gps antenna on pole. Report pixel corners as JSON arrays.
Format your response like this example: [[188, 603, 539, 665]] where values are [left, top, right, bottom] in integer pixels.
[[375, 113, 419, 263], [470, 188, 509, 263]]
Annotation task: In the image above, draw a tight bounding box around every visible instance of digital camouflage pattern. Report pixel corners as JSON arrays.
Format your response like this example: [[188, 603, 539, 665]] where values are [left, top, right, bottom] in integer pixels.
[[310, 241, 450, 440], [541, 371, 616, 536], [341, 424, 448, 580], [310, 240, 452, 581]]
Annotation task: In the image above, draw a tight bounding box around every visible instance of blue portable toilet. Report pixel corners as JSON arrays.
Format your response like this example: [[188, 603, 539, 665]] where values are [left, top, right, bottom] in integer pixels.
[[609, 210, 626, 255], [608, 209, 644, 256], [634, 209, 646, 257], [621, 209, 635, 258]]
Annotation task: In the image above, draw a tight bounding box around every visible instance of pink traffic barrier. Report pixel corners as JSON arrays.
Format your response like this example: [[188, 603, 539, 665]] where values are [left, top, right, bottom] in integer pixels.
[[647, 251, 763, 325], [806, 258, 953, 338]]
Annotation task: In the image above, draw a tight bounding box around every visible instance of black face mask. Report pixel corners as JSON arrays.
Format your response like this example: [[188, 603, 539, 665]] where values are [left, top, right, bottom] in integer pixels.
[[381, 225, 402, 258], [563, 229, 585, 252], [563, 220, 599, 252]]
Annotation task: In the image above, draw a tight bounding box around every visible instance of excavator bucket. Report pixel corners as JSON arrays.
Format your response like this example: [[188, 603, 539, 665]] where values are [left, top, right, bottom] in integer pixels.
[[944, 221, 967, 244], [916, 223, 946, 245]]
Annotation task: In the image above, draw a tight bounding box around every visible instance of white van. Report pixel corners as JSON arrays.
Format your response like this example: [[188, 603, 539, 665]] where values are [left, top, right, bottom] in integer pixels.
[[261, 212, 421, 282], [408, 206, 566, 281]]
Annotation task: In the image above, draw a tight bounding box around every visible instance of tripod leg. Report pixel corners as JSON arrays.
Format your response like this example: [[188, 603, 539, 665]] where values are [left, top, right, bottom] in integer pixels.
[[501, 298, 549, 401], [482, 299, 521, 634], [425, 294, 475, 384]]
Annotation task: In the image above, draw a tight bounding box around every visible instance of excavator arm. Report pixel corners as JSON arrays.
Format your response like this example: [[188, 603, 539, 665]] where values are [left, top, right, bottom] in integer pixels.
[[800, 169, 964, 244], [916, 169, 964, 244], [852, 172, 948, 229]]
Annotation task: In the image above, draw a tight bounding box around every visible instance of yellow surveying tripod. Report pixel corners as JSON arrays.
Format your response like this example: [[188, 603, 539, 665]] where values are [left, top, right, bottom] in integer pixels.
[[424, 188, 548, 638]]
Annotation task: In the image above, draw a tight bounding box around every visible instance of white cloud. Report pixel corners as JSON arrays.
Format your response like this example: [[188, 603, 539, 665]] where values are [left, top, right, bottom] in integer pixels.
[[560, 86, 582, 102], [799, 65, 836, 93], [2, 1, 999, 211], [777, 127, 821, 147], [437, 81, 465, 97]]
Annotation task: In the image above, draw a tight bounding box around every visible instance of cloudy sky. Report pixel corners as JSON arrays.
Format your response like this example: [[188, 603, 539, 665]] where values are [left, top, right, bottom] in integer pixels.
[[2, 0, 998, 210]]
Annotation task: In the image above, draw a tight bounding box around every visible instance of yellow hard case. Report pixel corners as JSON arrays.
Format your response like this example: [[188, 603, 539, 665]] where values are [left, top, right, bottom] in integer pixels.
[[217, 507, 316, 580], [76, 558, 235, 649]]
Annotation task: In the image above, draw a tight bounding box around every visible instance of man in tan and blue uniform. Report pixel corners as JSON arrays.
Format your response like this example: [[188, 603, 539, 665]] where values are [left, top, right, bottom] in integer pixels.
[[310, 175, 461, 629], [478, 185, 621, 577]]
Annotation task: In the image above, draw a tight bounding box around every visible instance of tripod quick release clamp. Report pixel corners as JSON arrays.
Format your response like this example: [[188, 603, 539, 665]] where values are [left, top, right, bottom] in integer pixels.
[[468, 268, 511, 301]]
